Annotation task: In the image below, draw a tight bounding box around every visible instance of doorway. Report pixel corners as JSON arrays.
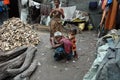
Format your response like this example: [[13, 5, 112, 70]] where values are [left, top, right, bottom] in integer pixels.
[[8, 0, 20, 18]]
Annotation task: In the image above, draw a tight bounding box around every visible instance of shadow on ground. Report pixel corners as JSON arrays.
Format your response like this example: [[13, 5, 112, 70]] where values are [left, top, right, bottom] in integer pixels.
[[30, 30, 97, 80]]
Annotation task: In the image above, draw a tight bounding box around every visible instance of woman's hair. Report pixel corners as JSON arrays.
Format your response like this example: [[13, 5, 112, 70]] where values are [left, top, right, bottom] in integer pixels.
[[54, 0, 60, 4]]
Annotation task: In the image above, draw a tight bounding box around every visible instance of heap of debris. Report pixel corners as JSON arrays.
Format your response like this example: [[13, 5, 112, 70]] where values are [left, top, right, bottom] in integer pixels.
[[0, 18, 40, 51], [83, 29, 120, 80], [0, 46, 38, 80]]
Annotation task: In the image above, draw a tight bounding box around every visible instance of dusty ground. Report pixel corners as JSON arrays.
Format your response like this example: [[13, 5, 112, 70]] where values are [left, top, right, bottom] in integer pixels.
[[30, 29, 97, 80]]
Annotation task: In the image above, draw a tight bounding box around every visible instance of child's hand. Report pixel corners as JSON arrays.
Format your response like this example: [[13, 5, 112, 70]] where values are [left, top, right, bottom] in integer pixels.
[[52, 45, 56, 49], [52, 45, 54, 48]]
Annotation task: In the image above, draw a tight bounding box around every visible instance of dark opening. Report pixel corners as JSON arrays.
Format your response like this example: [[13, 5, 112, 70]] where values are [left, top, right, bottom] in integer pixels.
[[8, 0, 20, 18]]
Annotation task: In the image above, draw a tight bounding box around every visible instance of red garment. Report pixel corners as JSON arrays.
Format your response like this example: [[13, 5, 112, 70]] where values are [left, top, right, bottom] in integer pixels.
[[105, 0, 118, 30], [69, 34, 77, 51], [71, 37, 76, 51], [60, 38, 72, 54], [3, 0, 10, 5]]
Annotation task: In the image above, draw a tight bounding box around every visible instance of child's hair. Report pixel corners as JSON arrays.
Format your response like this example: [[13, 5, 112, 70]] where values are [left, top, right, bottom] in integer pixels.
[[70, 28, 77, 35]]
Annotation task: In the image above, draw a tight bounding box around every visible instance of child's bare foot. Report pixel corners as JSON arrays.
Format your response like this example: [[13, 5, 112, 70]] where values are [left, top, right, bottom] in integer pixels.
[[74, 53, 78, 58], [74, 55, 79, 61]]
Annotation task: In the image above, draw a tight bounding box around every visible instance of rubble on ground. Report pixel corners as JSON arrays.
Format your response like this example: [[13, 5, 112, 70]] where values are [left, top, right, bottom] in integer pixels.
[[0, 17, 40, 51], [83, 29, 120, 80]]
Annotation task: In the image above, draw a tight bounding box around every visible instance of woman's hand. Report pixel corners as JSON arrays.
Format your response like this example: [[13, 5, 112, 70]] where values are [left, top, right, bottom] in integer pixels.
[[53, 8, 62, 13], [51, 9, 56, 14], [50, 8, 65, 18]]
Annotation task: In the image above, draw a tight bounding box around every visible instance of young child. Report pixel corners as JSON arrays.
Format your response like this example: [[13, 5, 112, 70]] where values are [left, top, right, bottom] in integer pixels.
[[68, 28, 78, 59]]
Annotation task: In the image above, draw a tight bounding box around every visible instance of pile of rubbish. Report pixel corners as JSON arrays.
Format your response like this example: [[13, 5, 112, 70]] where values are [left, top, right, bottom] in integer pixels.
[[0, 18, 39, 80], [83, 29, 120, 80], [0, 18, 40, 51], [72, 10, 89, 22]]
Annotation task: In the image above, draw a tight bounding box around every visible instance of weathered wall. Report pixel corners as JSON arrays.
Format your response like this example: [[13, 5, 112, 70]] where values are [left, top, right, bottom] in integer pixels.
[[62, 0, 102, 28], [0, 0, 102, 27], [61, 0, 98, 11], [45, 0, 101, 28]]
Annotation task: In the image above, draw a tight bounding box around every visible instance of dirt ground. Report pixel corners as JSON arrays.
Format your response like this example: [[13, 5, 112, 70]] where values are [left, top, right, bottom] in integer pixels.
[[30, 29, 97, 80]]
